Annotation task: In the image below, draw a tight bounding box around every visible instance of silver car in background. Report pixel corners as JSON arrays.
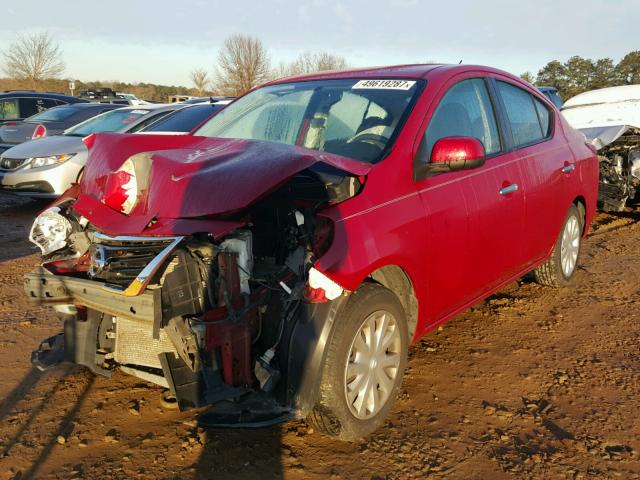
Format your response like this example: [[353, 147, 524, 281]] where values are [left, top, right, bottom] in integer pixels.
[[0, 104, 183, 198]]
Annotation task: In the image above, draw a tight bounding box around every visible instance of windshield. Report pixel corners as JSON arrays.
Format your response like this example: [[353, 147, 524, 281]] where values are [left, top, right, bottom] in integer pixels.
[[64, 108, 150, 136], [194, 79, 423, 163], [145, 104, 223, 132], [26, 106, 80, 123]]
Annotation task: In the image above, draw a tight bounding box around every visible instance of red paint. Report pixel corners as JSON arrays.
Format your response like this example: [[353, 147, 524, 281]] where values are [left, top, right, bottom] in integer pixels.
[[205, 319, 255, 386], [82, 133, 96, 149], [103, 170, 133, 213], [431, 136, 485, 164], [304, 285, 328, 303], [203, 253, 256, 386], [65, 64, 598, 345]]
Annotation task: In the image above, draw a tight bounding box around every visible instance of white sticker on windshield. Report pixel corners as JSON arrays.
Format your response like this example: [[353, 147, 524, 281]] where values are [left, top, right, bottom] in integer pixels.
[[130, 110, 150, 114], [352, 79, 416, 90]]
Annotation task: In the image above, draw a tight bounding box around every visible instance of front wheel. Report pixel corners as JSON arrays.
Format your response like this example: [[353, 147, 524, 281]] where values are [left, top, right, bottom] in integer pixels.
[[533, 204, 583, 287], [308, 283, 409, 441]]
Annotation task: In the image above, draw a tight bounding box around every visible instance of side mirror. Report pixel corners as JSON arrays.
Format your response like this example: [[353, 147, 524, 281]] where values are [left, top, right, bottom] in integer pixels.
[[429, 136, 486, 172]]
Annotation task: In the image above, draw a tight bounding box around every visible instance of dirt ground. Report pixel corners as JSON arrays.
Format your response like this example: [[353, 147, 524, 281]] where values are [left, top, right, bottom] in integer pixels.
[[0, 190, 638, 480]]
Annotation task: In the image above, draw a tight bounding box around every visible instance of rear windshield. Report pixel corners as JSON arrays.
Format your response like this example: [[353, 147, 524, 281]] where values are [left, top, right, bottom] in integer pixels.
[[65, 109, 150, 136], [194, 79, 423, 163], [26, 106, 80, 122], [145, 104, 224, 132]]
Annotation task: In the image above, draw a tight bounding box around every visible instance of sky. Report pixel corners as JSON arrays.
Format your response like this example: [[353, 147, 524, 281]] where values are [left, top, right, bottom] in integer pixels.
[[1, 0, 638, 87]]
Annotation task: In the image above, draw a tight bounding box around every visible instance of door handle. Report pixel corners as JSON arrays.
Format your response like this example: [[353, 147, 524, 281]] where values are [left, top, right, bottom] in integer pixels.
[[499, 183, 519, 195], [561, 164, 575, 173]]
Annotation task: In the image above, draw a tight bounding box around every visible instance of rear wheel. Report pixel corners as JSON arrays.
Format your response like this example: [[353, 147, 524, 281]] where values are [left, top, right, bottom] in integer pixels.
[[308, 283, 408, 440], [533, 204, 583, 287]]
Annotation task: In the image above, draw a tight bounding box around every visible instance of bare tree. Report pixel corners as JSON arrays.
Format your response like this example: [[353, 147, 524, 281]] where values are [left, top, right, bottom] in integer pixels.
[[190, 68, 209, 95], [275, 51, 348, 78], [215, 35, 270, 96], [2, 32, 65, 87]]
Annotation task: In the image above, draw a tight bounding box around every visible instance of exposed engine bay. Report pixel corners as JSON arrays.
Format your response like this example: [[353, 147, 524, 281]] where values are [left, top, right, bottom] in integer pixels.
[[581, 126, 640, 211], [26, 164, 361, 420]]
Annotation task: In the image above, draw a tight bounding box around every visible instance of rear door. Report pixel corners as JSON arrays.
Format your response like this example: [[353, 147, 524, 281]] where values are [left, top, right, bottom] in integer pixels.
[[414, 75, 526, 325], [493, 79, 569, 265]]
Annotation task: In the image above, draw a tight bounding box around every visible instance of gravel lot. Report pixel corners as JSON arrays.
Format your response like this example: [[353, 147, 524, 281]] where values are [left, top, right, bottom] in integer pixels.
[[0, 191, 638, 480]]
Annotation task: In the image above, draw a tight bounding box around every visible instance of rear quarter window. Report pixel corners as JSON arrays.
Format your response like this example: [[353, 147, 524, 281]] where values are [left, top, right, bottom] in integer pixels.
[[127, 111, 173, 132], [533, 97, 552, 137], [497, 81, 551, 148]]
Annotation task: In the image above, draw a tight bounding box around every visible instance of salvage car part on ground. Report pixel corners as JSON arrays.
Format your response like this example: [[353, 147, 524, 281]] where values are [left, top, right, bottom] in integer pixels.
[[562, 85, 640, 211]]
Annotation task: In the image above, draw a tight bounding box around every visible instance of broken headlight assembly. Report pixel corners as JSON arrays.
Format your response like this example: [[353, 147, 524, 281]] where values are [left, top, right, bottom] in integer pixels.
[[29, 207, 73, 255], [102, 153, 152, 215]]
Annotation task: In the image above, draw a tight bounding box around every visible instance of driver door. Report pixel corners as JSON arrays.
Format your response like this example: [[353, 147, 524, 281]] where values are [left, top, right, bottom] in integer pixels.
[[414, 77, 526, 327]]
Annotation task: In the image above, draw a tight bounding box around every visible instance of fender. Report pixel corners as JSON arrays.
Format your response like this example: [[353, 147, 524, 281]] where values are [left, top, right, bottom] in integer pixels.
[[284, 295, 349, 414]]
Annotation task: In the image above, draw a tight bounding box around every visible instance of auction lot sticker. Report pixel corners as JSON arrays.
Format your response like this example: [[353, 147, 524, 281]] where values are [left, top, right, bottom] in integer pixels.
[[352, 79, 416, 90]]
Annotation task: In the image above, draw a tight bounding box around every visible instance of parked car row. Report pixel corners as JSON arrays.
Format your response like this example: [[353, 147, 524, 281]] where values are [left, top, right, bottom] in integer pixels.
[[0, 103, 123, 152], [0, 91, 87, 125], [22, 64, 599, 440], [0, 99, 231, 197]]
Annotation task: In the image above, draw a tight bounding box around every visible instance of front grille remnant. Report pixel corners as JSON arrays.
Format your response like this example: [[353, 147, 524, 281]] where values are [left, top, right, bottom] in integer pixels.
[[88, 234, 182, 292]]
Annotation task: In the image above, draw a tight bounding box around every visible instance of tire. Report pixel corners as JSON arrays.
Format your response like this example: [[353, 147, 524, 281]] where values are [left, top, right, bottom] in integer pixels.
[[308, 283, 409, 441], [533, 204, 583, 288]]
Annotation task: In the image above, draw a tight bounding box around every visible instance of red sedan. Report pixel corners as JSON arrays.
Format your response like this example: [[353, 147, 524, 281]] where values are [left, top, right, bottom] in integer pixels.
[[26, 64, 598, 440]]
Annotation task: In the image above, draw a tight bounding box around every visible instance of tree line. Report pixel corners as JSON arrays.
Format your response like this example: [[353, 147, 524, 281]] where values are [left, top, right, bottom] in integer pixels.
[[0, 32, 348, 101], [521, 51, 640, 100], [2, 32, 639, 102]]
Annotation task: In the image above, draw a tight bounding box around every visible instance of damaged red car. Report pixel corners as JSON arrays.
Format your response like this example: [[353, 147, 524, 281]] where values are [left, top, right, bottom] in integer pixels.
[[25, 64, 598, 440]]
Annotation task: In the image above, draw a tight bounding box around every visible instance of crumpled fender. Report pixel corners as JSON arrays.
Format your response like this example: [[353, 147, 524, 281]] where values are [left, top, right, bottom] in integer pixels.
[[76, 133, 371, 236]]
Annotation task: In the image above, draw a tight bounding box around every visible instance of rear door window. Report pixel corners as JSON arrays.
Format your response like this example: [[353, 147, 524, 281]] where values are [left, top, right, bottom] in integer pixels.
[[497, 81, 551, 147], [144, 105, 218, 132], [42, 98, 65, 109], [18, 98, 40, 117], [127, 111, 174, 132], [0, 99, 19, 119], [425, 78, 502, 159]]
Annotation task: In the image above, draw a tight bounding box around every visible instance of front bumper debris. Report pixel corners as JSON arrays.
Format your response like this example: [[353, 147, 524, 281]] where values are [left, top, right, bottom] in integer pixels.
[[24, 267, 158, 325]]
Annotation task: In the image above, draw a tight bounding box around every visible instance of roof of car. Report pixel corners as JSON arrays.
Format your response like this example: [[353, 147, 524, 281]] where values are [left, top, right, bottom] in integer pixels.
[[0, 91, 85, 102], [266, 63, 519, 86], [58, 102, 122, 109], [118, 103, 182, 112]]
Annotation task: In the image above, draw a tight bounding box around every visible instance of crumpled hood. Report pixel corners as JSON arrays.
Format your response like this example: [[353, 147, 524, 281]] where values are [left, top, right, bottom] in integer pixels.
[[562, 100, 640, 131], [74, 133, 370, 236]]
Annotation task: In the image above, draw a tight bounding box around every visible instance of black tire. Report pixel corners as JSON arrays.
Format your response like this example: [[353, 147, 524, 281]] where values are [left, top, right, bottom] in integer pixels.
[[308, 283, 409, 441], [533, 204, 583, 287]]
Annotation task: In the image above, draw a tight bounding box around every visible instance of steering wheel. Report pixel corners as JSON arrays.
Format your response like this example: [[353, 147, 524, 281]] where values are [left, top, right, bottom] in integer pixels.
[[347, 132, 388, 150]]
